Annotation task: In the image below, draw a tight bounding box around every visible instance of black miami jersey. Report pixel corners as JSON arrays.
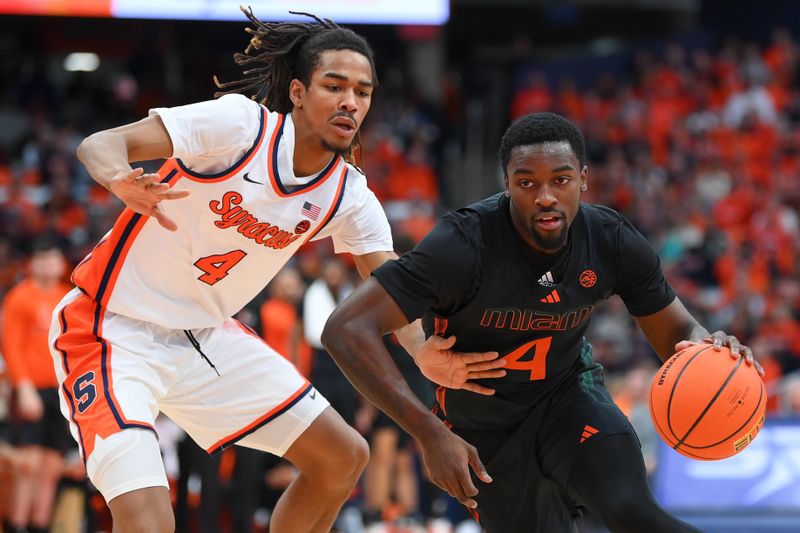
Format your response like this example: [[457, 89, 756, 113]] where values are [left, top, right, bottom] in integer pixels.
[[373, 193, 675, 430]]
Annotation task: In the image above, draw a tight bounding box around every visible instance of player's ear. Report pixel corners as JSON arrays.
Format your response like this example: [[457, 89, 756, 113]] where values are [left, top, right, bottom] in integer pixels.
[[503, 174, 510, 197], [289, 79, 306, 109], [580, 165, 588, 192]]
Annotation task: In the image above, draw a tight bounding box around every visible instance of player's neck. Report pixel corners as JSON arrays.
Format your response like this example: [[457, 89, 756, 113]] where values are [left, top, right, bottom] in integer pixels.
[[291, 111, 335, 176]]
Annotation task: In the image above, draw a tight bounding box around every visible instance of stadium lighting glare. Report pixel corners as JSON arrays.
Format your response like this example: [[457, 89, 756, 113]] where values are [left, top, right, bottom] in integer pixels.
[[64, 53, 100, 72]]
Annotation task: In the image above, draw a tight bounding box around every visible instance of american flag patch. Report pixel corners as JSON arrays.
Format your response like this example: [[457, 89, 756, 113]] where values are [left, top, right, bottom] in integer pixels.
[[300, 201, 321, 220]]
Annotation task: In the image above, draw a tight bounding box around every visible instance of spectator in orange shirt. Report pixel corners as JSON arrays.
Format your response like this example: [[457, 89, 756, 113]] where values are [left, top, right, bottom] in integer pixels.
[[2, 238, 72, 533], [259, 266, 312, 378]]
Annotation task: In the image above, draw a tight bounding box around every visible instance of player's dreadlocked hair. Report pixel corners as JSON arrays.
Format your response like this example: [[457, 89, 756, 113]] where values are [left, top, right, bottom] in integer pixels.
[[214, 7, 378, 162], [498, 112, 587, 172]]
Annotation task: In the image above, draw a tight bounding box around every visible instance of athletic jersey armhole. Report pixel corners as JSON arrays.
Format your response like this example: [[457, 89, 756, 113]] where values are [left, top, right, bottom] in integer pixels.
[[174, 105, 268, 182]]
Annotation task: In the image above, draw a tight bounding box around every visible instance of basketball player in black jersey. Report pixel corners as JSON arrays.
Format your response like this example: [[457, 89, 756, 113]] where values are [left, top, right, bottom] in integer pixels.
[[322, 112, 764, 533]]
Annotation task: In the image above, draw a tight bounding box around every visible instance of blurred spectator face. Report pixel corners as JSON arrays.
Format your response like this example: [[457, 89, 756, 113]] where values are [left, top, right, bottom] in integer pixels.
[[270, 267, 305, 303], [30, 247, 65, 284], [784, 378, 800, 414], [504, 142, 587, 254], [321, 258, 349, 291], [625, 366, 655, 402], [291, 50, 374, 155]]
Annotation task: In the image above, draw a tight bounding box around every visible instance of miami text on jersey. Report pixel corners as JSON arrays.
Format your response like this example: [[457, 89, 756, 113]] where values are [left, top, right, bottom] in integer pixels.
[[480, 304, 595, 332], [209, 191, 304, 250]]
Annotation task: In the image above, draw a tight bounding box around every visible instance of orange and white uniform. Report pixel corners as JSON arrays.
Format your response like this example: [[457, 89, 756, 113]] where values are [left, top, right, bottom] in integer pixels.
[[49, 94, 392, 501]]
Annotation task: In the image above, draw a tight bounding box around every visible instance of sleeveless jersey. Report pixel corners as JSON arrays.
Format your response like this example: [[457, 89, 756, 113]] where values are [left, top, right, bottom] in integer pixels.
[[73, 103, 389, 330]]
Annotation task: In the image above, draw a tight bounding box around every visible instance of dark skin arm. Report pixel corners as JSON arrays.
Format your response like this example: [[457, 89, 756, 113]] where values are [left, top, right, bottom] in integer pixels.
[[635, 297, 764, 375], [321, 278, 492, 509]]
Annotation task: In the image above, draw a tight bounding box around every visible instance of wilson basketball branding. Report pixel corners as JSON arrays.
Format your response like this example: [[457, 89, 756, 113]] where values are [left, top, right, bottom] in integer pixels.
[[733, 414, 765, 452], [649, 344, 767, 460]]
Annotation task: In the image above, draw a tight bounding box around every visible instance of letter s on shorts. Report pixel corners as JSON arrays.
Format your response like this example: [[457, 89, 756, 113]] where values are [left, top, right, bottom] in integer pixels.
[[73, 371, 97, 414]]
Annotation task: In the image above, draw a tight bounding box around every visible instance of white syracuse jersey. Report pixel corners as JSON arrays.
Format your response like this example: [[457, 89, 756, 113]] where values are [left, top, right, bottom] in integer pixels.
[[72, 95, 392, 330]]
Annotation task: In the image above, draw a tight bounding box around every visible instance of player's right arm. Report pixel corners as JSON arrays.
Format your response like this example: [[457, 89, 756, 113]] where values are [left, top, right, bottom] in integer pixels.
[[76, 114, 189, 230], [321, 278, 491, 509], [323, 213, 498, 508]]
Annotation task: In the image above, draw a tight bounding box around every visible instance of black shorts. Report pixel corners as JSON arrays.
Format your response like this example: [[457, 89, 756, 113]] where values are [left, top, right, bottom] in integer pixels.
[[9, 387, 74, 454], [453, 366, 636, 533]]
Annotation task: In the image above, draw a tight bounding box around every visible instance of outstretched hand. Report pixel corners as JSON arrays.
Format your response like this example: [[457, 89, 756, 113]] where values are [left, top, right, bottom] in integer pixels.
[[675, 331, 765, 376], [418, 424, 492, 509], [109, 167, 190, 231], [414, 335, 506, 395]]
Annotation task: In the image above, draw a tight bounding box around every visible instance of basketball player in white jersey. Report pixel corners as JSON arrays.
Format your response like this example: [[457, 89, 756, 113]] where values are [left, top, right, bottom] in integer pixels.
[[49, 8, 505, 533]]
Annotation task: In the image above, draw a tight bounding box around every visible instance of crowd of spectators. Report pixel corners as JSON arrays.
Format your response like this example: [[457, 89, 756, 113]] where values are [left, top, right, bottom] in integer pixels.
[[0, 18, 799, 533], [508, 29, 800, 416]]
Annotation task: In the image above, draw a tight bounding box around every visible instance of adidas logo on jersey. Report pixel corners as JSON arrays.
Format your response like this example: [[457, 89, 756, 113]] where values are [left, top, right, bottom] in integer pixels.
[[538, 271, 556, 287], [580, 424, 599, 443], [540, 290, 561, 304]]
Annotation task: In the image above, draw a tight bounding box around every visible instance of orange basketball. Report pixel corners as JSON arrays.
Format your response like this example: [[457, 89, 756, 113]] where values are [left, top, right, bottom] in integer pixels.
[[649, 343, 766, 460]]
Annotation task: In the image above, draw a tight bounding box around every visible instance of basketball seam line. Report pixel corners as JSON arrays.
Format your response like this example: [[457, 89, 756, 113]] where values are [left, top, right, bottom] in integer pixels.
[[673, 355, 744, 449], [665, 345, 713, 443], [680, 382, 765, 450]]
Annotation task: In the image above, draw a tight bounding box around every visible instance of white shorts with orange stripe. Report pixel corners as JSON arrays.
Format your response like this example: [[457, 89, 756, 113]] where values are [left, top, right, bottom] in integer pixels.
[[49, 288, 328, 501]]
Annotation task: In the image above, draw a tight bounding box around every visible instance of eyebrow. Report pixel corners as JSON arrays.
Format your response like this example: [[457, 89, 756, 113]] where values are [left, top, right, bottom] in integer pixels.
[[322, 72, 374, 88], [511, 164, 575, 176]]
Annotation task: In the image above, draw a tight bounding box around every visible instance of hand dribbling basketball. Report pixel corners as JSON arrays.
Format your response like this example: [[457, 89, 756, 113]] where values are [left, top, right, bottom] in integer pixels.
[[650, 334, 767, 461]]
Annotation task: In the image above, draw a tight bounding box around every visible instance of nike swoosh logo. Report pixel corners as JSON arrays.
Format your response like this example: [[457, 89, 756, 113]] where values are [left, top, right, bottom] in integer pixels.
[[309, 389, 317, 400], [242, 172, 263, 185]]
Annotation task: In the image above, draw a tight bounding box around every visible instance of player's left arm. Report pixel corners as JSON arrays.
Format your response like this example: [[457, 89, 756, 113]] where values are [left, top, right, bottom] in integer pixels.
[[613, 212, 763, 375], [351, 251, 504, 394], [634, 297, 764, 375]]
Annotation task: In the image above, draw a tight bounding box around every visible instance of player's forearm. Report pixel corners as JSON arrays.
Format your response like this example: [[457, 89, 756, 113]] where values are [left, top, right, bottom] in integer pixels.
[[322, 316, 443, 439], [683, 322, 710, 343], [76, 131, 133, 190], [394, 319, 426, 360]]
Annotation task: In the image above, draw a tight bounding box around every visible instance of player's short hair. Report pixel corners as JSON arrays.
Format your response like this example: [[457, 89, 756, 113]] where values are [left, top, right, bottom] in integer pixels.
[[498, 112, 586, 172], [214, 7, 377, 113]]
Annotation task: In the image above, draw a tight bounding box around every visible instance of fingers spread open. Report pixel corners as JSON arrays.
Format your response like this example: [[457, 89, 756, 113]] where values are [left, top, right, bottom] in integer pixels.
[[727, 335, 742, 357], [467, 369, 506, 380], [134, 172, 163, 186], [152, 204, 178, 231], [674, 340, 699, 352], [123, 167, 145, 182], [429, 335, 457, 350], [459, 351, 501, 364], [468, 446, 492, 484], [466, 358, 506, 372], [456, 479, 478, 509], [159, 188, 191, 200], [461, 382, 496, 396]]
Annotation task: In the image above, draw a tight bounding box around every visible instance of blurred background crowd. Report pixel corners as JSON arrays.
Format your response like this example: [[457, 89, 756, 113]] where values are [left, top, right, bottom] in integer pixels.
[[1, 0, 799, 532]]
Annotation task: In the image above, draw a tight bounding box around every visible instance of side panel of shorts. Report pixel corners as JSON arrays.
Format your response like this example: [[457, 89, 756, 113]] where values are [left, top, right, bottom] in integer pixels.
[[537, 371, 636, 487], [49, 289, 160, 462], [160, 319, 328, 456]]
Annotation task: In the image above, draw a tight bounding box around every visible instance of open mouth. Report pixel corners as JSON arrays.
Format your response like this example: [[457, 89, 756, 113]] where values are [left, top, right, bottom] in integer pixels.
[[331, 117, 356, 136], [534, 214, 563, 231]]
